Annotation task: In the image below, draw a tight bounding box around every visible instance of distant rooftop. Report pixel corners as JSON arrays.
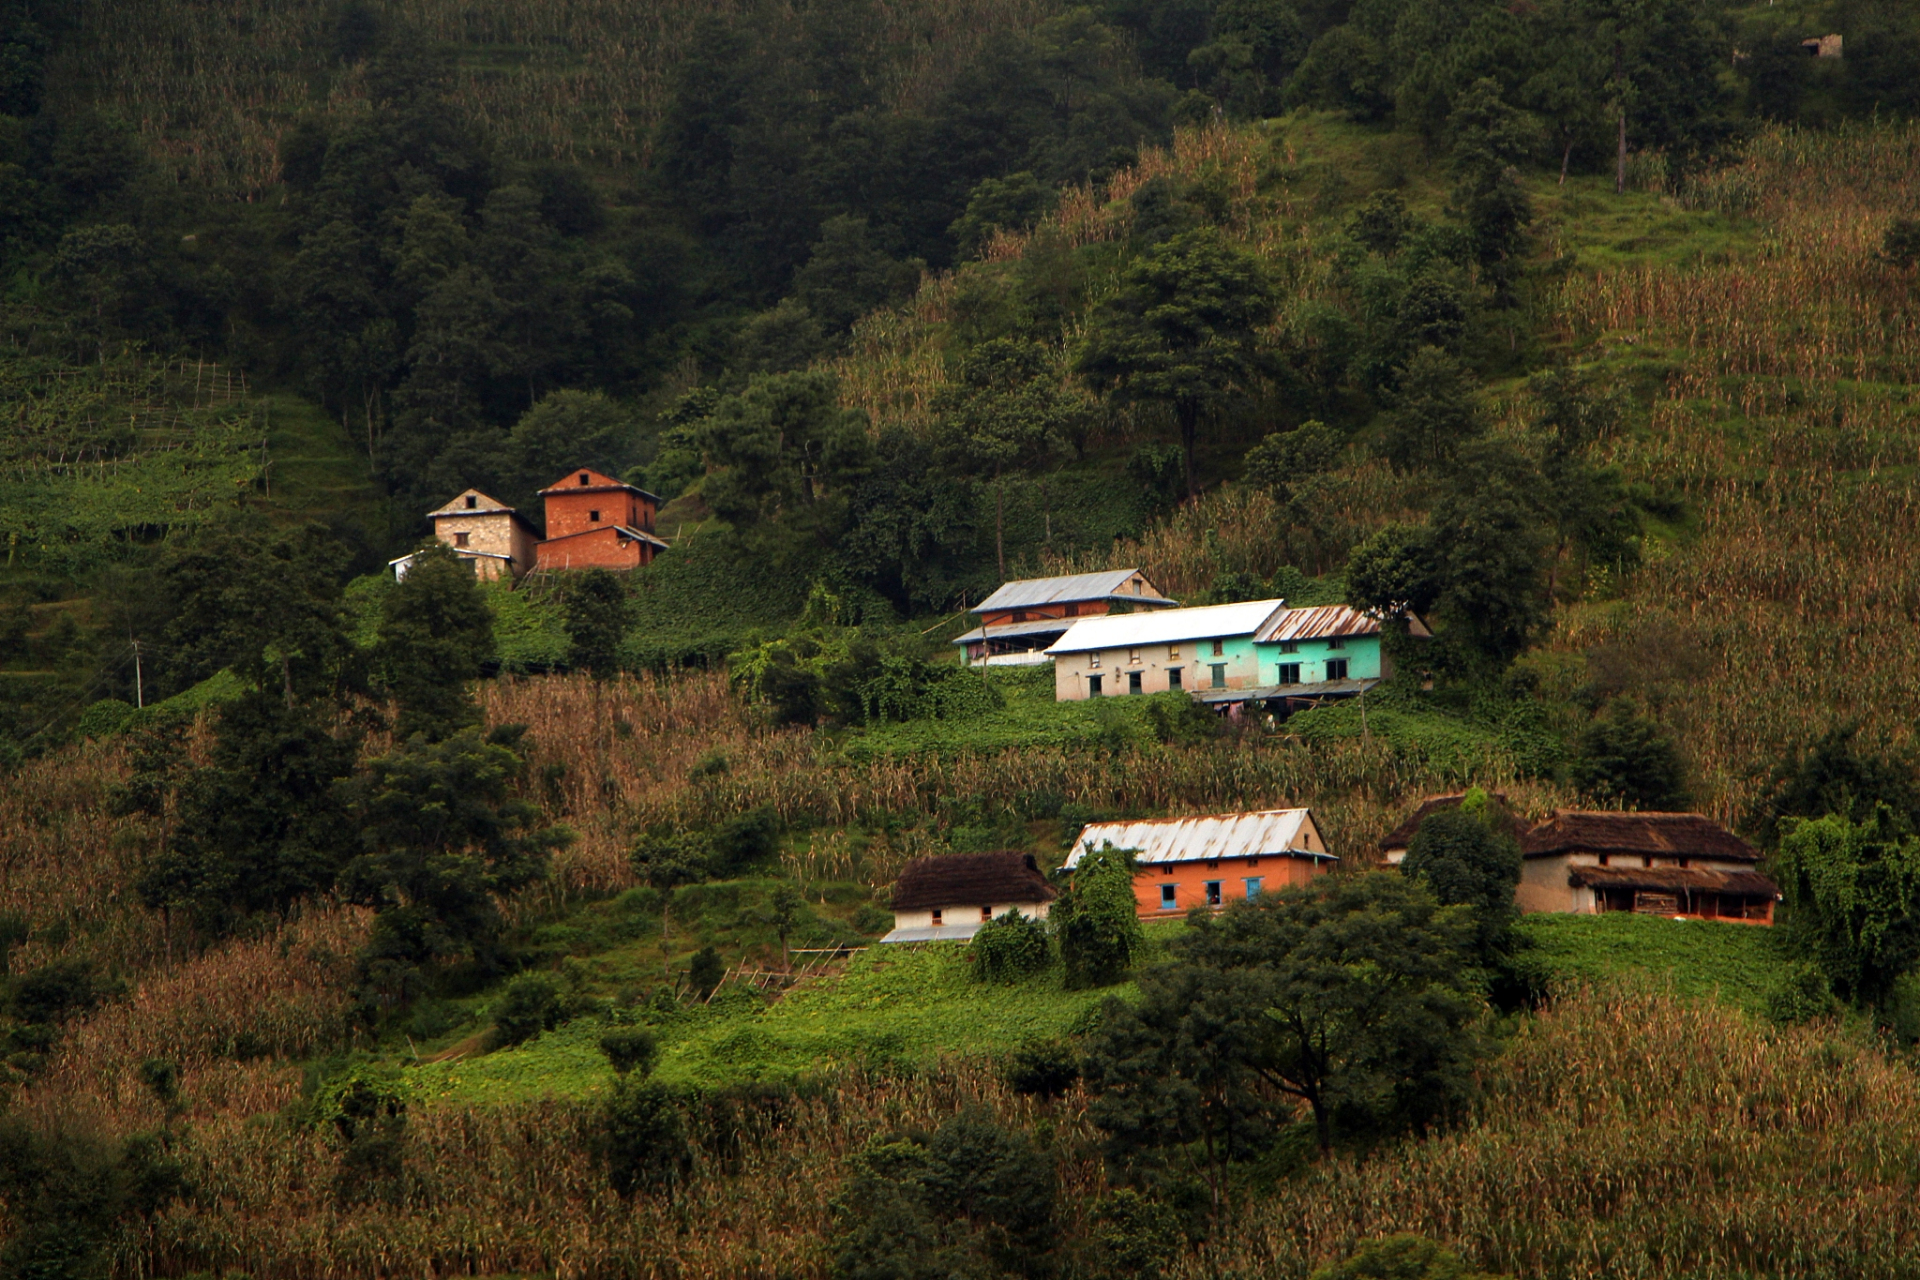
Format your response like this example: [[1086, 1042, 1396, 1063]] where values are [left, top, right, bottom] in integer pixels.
[[973, 569, 1175, 614], [1257, 603, 1429, 643]]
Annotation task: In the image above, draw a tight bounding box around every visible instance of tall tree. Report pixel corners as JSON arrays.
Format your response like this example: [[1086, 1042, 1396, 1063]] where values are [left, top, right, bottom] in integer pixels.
[[1076, 227, 1277, 499], [375, 544, 496, 741], [1772, 811, 1920, 1011]]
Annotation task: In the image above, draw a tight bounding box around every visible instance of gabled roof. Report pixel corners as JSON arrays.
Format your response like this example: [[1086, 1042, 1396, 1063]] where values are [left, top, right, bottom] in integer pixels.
[[974, 570, 1175, 614], [1521, 811, 1759, 863], [1065, 808, 1330, 869], [1379, 792, 1526, 852], [538, 467, 661, 503], [953, 618, 1074, 645], [1045, 599, 1287, 655], [890, 852, 1056, 912], [427, 488, 531, 523], [1257, 603, 1431, 643]]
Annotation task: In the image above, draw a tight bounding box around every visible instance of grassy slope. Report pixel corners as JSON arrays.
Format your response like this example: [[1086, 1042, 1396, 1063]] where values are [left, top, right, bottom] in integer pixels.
[[1516, 911, 1791, 1017]]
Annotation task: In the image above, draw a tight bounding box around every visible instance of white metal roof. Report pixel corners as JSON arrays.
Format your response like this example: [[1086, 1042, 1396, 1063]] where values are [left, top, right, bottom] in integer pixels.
[[1064, 808, 1329, 868], [974, 570, 1175, 613], [877, 923, 985, 944], [1045, 599, 1287, 654]]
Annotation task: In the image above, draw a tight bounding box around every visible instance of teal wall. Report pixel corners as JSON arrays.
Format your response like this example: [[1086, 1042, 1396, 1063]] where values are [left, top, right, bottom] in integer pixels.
[[1253, 635, 1381, 686]]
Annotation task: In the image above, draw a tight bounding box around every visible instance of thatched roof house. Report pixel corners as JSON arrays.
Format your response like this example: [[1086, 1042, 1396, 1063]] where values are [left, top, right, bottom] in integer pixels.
[[881, 852, 1056, 943], [1518, 811, 1776, 924]]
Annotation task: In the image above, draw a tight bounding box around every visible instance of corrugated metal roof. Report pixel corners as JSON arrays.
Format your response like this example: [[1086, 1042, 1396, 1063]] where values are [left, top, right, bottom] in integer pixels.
[[1192, 677, 1378, 703], [877, 923, 985, 944], [1045, 600, 1286, 654], [952, 617, 1075, 645], [1065, 808, 1329, 868], [540, 525, 670, 549], [1257, 604, 1379, 642], [427, 489, 522, 519], [974, 570, 1175, 613]]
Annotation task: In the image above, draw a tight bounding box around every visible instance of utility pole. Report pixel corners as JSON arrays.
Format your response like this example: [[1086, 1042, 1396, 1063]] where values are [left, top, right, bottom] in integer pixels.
[[131, 639, 144, 709]]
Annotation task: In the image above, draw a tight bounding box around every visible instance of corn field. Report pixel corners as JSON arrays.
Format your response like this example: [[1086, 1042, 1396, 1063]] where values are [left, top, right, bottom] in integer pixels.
[[56, 0, 1064, 194]]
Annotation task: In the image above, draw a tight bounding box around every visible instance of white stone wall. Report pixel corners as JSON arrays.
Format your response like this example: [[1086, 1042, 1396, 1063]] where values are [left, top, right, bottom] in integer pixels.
[[891, 901, 1051, 931]]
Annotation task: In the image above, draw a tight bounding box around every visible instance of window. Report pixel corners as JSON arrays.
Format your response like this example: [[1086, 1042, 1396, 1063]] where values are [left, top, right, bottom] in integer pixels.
[[1128, 648, 1141, 665], [1277, 663, 1301, 685], [1088, 652, 1101, 668], [931, 909, 943, 926], [589, 509, 601, 523], [1128, 671, 1143, 694], [981, 906, 993, 922], [1207, 858, 1219, 869], [453, 531, 470, 548], [1327, 638, 1346, 650], [1211, 639, 1224, 657], [464, 494, 477, 509], [1643, 856, 1655, 868], [1167, 667, 1182, 690], [1204, 881, 1222, 906], [1277, 641, 1298, 654], [1064, 602, 1080, 617], [1245, 877, 1264, 899], [1088, 675, 1103, 695], [1210, 663, 1226, 689], [1013, 610, 1029, 622], [579, 472, 591, 485], [1168, 644, 1180, 660], [1160, 883, 1178, 910], [1326, 658, 1349, 680], [1679, 858, 1691, 869], [1599, 853, 1611, 867]]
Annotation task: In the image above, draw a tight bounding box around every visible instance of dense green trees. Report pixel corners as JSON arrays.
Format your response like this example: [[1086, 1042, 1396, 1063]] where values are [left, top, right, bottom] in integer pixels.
[[1773, 812, 1920, 1011], [1400, 797, 1522, 957]]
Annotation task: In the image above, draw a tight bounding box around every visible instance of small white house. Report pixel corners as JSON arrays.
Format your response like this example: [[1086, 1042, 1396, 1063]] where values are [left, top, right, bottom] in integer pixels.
[[879, 851, 1057, 943]]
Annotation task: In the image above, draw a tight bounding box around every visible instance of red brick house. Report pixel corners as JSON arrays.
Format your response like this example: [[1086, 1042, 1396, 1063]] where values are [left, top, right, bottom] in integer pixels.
[[534, 468, 668, 571]]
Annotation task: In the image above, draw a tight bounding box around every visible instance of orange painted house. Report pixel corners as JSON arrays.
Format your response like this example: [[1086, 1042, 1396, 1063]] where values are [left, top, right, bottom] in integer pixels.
[[534, 468, 669, 571], [1065, 809, 1334, 917]]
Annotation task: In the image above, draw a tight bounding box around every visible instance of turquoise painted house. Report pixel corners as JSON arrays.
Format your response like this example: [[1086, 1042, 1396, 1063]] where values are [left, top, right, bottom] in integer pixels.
[[1237, 603, 1428, 707]]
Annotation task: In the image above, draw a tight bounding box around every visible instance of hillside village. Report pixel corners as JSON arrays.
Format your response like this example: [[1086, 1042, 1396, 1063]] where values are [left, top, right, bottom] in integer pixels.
[[11, 0, 1920, 1276]]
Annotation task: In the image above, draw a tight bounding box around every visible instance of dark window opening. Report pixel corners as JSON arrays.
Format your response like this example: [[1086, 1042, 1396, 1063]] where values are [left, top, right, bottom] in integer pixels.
[[1599, 853, 1611, 867], [1211, 639, 1224, 656], [931, 908, 943, 926], [589, 509, 600, 522], [1643, 856, 1655, 868], [1088, 675, 1103, 695], [1278, 641, 1298, 654], [1204, 881, 1222, 906], [464, 494, 477, 508], [1064, 602, 1080, 617], [1327, 638, 1346, 650], [1277, 663, 1301, 685], [579, 472, 591, 485], [980, 906, 992, 922], [453, 531, 469, 547], [1210, 663, 1226, 689], [1128, 671, 1143, 694], [1168, 667, 1182, 690], [1160, 883, 1177, 910], [1326, 658, 1349, 680]]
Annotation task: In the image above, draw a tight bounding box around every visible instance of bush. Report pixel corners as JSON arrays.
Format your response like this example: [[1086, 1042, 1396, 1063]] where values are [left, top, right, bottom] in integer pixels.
[[596, 1077, 691, 1198], [599, 1027, 659, 1077], [490, 974, 566, 1048], [972, 910, 1052, 983], [851, 903, 894, 935], [1052, 846, 1143, 989], [688, 946, 726, 999], [1004, 1039, 1080, 1098], [1309, 1234, 1502, 1280], [1089, 1187, 1185, 1279], [1572, 697, 1688, 810]]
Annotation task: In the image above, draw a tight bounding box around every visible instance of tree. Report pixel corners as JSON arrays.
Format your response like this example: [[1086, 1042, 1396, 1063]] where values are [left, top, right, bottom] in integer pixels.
[[562, 569, 630, 678], [0, 1118, 186, 1280], [374, 543, 496, 741], [1091, 872, 1484, 1155], [1572, 696, 1688, 810], [1445, 79, 1538, 292], [136, 689, 360, 935], [1772, 811, 1920, 1010], [1378, 347, 1482, 473], [688, 945, 725, 998], [630, 827, 710, 966], [509, 390, 634, 502], [1245, 419, 1343, 503], [697, 371, 872, 529], [1052, 845, 1144, 988], [793, 215, 922, 333], [933, 338, 1079, 576], [599, 1026, 659, 1076], [1752, 724, 1920, 848], [766, 880, 806, 971], [1076, 227, 1278, 499], [597, 1077, 692, 1198], [1399, 799, 1522, 957], [341, 726, 570, 1007]]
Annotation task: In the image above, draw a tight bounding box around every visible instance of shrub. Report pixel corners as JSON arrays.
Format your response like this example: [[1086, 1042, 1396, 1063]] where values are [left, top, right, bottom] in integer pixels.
[[688, 946, 726, 999], [851, 903, 894, 935], [596, 1078, 691, 1199], [1572, 697, 1689, 810], [599, 1026, 659, 1077], [1310, 1234, 1502, 1280], [972, 910, 1052, 983], [1089, 1187, 1185, 1279], [1052, 846, 1143, 989], [1003, 1039, 1080, 1098], [490, 974, 566, 1048]]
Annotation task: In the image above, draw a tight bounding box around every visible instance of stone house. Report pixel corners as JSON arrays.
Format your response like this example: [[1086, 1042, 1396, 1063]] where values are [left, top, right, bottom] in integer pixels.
[[421, 488, 538, 581]]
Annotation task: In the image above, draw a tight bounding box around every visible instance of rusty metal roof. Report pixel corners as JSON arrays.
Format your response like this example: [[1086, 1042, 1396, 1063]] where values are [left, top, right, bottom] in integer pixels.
[[974, 570, 1176, 613], [1256, 604, 1430, 643], [1046, 599, 1286, 654], [1065, 808, 1331, 868]]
